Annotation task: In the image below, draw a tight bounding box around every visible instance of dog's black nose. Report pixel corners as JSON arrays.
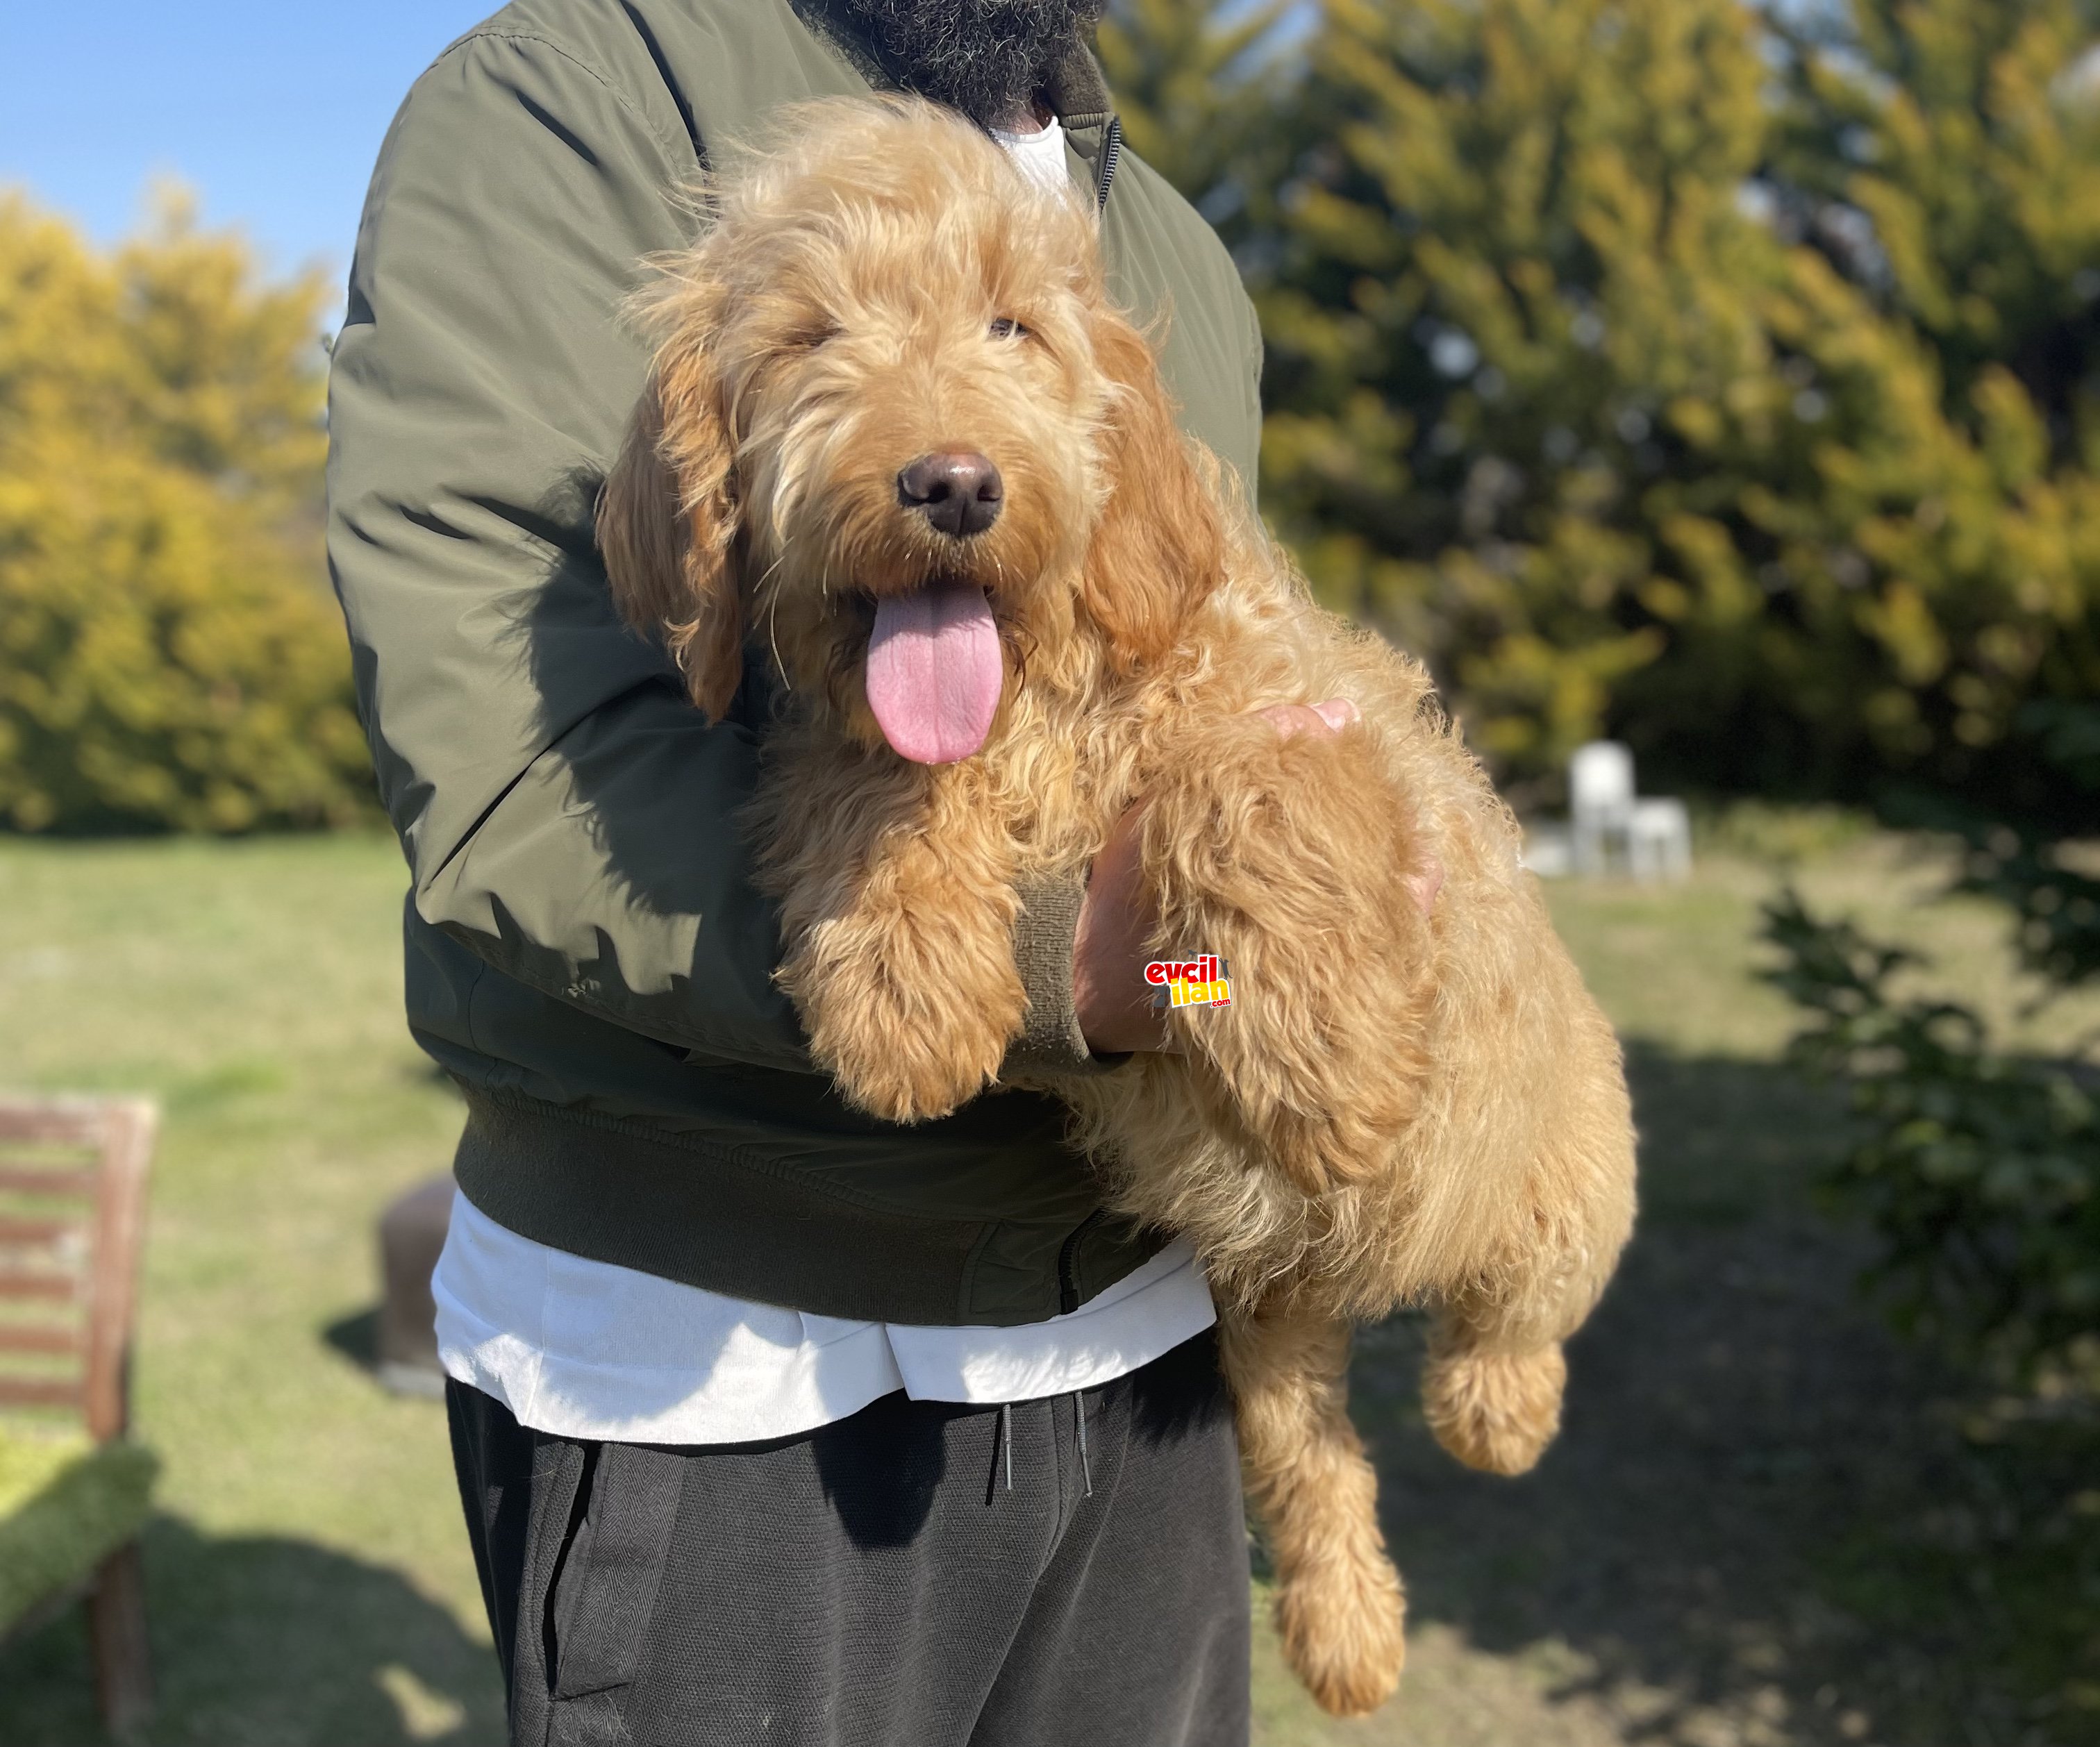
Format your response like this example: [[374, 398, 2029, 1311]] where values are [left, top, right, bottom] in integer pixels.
[[897, 451, 1003, 537]]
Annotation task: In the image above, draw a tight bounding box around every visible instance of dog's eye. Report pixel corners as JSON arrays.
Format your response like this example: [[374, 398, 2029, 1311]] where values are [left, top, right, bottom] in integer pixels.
[[785, 321, 842, 351], [989, 317, 1029, 341]]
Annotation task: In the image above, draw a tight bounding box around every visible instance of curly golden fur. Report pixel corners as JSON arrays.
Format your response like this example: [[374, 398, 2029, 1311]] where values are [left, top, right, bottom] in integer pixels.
[[600, 98, 1638, 1719]]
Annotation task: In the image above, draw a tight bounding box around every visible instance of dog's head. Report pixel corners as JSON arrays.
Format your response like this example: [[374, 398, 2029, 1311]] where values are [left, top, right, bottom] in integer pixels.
[[599, 97, 1222, 763]]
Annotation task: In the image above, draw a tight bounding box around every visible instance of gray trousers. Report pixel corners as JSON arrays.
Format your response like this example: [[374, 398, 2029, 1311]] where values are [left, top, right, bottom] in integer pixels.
[[447, 1329, 1253, 1746]]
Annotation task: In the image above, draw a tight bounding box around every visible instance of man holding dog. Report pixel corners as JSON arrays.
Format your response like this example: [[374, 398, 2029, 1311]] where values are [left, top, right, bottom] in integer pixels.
[[331, 1, 1353, 1740]]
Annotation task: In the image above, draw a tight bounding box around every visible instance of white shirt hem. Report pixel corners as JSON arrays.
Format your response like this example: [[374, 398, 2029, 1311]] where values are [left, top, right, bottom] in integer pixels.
[[433, 1196, 1216, 1446]]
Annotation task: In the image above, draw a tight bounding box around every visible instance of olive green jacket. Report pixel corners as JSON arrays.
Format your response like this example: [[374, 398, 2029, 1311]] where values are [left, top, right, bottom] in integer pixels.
[[325, 0, 1263, 1325]]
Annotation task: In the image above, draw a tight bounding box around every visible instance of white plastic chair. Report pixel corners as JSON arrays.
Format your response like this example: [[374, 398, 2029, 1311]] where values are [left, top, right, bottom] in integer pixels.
[[1569, 741, 1636, 876], [1628, 797, 1692, 882]]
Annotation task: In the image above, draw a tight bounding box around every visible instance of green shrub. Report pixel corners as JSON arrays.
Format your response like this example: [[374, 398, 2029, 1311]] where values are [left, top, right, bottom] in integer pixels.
[[1947, 702, 2100, 989], [0, 192, 373, 833], [1762, 887, 2099, 1382]]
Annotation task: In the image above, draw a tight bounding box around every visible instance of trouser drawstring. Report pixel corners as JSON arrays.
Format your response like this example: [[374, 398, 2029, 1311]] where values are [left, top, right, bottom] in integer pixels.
[[1074, 1390, 1093, 1498], [992, 1396, 1090, 1499]]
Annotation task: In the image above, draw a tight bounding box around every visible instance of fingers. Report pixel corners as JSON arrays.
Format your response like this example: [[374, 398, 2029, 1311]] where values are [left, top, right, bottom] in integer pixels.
[[1075, 796, 1172, 1055], [1406, 856, 1444, 916], [1079, 694, 1397, 1057], [1256, 699, 1442, 916], [1259, 697, 1360, 740]]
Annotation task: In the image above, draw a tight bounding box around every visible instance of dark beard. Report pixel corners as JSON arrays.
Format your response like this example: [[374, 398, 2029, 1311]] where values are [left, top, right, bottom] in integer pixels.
[[828, 0, 1106, 126]]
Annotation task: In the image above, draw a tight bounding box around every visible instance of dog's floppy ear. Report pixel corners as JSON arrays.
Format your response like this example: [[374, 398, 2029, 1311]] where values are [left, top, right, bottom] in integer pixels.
[[1078, 315, 1226, 673], [599, 337, 744, 722]]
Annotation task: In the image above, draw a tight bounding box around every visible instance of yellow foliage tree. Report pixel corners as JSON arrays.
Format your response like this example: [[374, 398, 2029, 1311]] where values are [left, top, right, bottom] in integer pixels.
[[0, 190, 372, 832]]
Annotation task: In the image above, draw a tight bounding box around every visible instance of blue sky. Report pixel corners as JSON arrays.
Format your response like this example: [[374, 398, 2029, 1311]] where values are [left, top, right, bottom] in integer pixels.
[[1, 3, 500, 287]]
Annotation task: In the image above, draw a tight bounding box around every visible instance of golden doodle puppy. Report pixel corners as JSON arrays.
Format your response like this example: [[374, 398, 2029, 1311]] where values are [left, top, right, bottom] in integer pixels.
[[601, 97, 1638, 1717]]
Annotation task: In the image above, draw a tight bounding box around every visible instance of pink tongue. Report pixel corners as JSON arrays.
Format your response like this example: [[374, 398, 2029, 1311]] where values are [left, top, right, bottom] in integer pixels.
[[866, 584, 1003, 764]]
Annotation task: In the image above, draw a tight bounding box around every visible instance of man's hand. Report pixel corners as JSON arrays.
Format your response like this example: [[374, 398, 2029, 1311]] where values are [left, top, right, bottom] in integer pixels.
[[1074, 697, 1403, 1055]]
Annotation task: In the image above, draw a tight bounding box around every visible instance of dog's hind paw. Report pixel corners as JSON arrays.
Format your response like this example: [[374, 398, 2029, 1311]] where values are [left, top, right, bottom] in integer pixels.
[[1275, 1550, 1407, 1717], [1421, 1341, 1567, 1476]]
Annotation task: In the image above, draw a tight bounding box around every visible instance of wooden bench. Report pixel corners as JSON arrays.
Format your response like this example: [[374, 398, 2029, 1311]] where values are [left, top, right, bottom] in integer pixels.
[[0, 1097, 159, 1732]]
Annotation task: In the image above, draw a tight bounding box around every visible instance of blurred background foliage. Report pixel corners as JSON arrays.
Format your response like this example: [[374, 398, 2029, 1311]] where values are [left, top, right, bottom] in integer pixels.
[[1107, 0, 2100, 831], [0, 190, 371, 833]]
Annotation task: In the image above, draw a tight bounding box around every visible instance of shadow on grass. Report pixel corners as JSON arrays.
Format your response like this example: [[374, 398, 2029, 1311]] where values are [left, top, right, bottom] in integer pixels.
[[0, 1516, 505, 1747], [1342, 1044, 2095, 1746], [322, 1307, 381, 1373]]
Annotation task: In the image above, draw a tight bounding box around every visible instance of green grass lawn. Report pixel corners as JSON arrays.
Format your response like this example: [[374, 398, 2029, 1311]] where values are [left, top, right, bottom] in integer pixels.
[[0, 830, 2094, 1746]]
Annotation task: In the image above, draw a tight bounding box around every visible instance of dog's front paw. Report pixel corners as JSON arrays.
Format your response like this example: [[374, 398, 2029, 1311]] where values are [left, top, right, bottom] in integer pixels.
[[1421, 1341, 1567, 1476], [816, 1007, 1012, 1124], [790, 912, 1026, 1124], [1274, 1546, 1407, 1718]]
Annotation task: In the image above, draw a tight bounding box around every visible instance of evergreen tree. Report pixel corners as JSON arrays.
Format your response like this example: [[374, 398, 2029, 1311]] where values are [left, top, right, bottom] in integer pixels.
[[0, 192, 372, 833], [1097, 0, 1292, 235], [1753, 0, 2100, 826], [1254, 0, 1784, 787], [1108, 0, 2100, 811]]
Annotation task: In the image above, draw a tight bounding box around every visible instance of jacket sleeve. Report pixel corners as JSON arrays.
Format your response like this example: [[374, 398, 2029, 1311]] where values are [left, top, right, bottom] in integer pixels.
[[327, 31, 817, 1071]]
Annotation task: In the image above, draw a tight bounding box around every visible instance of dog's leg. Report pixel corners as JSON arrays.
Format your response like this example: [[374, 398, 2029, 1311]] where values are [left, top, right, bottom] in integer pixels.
[[1220, 1302, 1406, 1718], [773, 810, 1027, 1126], [1419, 1157, 1633, 1477], [1140, 714, 1433, 1194], [1419, 1316, 1569, 1477], [1417, 1210, 1605, 1477], [1421, 963, 1637, 1476]]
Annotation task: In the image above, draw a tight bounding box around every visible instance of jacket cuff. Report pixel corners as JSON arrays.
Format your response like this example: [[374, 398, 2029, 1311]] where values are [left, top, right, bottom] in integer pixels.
[[999, 874, 1127, 1084]]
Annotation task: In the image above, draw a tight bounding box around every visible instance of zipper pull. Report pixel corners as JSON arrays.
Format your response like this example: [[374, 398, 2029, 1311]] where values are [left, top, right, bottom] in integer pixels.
[[1094, 115, 1122, 212]]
